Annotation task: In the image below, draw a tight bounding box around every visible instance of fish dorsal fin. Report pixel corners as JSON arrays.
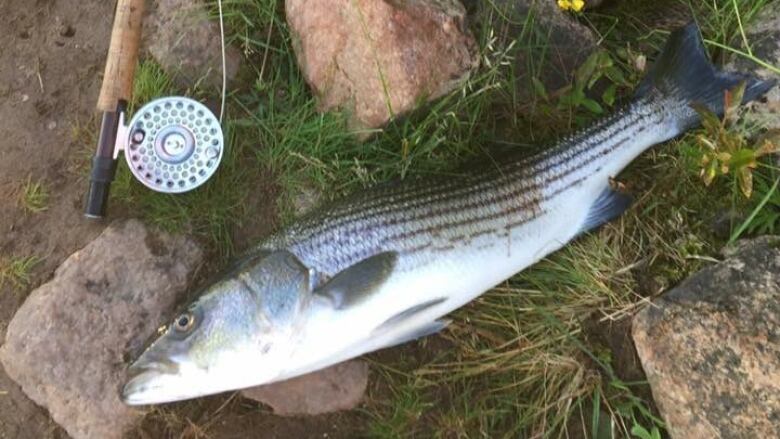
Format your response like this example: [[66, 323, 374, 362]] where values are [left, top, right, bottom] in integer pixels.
[[315, 252, 399, 309], [579, 187, 633, 235]]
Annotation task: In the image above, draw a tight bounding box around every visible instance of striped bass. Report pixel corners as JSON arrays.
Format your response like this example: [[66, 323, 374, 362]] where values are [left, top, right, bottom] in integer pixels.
[[122, 24, 775, 405]]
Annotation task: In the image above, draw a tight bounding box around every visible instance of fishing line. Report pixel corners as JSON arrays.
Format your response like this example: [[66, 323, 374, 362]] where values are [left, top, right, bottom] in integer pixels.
[[217, 0, 226, 123]]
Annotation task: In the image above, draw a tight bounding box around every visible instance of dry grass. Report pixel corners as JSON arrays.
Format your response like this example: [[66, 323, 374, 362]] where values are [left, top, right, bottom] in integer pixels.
[[18, 176, 49, 213], [0, 255, 42, 292]]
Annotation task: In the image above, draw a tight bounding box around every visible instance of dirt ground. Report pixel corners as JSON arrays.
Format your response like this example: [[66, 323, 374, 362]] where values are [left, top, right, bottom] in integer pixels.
[[0, 1, 355, 438], [1, 1, 112, 437]]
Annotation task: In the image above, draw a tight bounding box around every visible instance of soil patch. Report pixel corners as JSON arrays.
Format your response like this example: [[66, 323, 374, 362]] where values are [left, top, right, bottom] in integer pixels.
[[1, 1, 114, 436]]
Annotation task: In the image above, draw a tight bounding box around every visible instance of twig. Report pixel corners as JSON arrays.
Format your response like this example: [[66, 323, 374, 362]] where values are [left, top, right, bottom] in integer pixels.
[[36, 58, 44, 93]]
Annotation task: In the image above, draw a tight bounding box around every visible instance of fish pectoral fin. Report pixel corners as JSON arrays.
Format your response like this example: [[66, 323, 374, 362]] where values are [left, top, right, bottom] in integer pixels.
[[579, 187, 633, 235], [315, 251, 399, 309], [380, 319, 450, 350]]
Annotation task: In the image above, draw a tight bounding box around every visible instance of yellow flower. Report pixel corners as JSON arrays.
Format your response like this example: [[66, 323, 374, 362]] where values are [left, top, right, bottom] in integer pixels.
[[558, 0, 585, 12]]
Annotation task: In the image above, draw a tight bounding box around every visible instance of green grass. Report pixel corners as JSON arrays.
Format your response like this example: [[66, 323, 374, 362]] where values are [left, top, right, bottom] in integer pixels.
[[739, 168, 780, 238], [115, 0, 779, 437], [18, 176, 49, 213], [0, 255, 42, 292]]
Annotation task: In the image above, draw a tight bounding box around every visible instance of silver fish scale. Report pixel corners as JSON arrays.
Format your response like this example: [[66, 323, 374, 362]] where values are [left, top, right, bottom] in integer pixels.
[[263, 99, 663, 278]]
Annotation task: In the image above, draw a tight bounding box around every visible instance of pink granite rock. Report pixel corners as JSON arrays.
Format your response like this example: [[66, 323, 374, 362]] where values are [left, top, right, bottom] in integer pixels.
[[242, 360, 369, 416], [0, 220, 202, 439], [633, 236, 780, 438], [286, 0, 479, 131]]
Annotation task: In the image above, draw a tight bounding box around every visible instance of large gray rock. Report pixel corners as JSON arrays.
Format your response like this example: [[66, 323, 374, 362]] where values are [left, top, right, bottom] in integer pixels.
[[731, 4, 780, 132], [632, 236, 780, 439], [0, 220, 203, 439], [286, 0, 479, 131], [144, 0, 241, 90], [241, 360, 369, 416]]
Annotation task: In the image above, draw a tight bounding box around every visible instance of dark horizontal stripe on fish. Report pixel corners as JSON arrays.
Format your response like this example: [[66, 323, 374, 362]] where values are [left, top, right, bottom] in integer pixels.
[[395, 172, 592, 258], [301, 128, 637, 249], [302, 103, 653, 237], [337, 130, 624, 267], [282, 141, 615, 274], [331, 99, 650, 214]]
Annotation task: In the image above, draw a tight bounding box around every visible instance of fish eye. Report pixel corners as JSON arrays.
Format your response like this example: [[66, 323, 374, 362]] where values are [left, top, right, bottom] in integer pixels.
[[173, 312, 195, 333]]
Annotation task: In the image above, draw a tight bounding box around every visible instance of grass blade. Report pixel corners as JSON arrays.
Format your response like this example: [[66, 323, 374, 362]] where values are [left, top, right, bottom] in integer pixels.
[[729, 177, 780, 245]]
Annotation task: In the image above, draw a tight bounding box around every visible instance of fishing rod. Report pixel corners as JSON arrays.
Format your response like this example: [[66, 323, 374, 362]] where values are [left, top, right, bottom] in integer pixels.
[[84, 0, 225, 219]]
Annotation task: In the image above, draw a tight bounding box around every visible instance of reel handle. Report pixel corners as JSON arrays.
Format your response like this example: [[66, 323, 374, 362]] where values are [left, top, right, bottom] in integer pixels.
[[84, 101, 126, 219], [97, 0, 145, 112]]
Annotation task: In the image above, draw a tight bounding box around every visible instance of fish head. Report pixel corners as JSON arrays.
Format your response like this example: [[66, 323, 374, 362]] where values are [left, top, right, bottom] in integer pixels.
[[122, 250, 313, 405]]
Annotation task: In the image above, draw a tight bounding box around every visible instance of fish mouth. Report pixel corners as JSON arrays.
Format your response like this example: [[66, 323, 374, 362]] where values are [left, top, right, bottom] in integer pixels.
[[121, 360, 181, 405]]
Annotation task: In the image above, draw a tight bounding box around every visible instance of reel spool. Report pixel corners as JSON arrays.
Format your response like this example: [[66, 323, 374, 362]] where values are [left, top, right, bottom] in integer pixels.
[[117, 97, 223, 194]]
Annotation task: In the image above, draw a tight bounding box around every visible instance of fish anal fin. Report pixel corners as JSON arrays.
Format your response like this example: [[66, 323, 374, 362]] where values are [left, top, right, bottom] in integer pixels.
[[315, 251, 399, 309], [579, 187, 632, 234], [374, 297, 446, 334]]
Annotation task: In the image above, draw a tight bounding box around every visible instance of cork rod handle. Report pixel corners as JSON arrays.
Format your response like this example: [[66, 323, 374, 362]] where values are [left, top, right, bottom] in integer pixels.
[[97, 0, 145, 112]]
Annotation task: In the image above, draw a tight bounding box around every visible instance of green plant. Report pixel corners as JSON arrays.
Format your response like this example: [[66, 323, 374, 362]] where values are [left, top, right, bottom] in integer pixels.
[[0, 255, 42, 291], [19, 176, 49, 213], [694, 83, 779, 198], [531, 47, 638, 132], [732, 173, 780, 242], [559, 50, 632, 114], [631, 423, 662, 439]]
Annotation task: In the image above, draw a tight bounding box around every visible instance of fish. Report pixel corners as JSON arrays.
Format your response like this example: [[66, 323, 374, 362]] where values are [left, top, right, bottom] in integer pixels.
[[121, 23, 776, 405]]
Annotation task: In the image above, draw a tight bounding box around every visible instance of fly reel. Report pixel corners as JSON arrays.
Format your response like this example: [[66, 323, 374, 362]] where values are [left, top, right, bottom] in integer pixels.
[[118, 97, 223, 193], [83, 0, 228, 218]]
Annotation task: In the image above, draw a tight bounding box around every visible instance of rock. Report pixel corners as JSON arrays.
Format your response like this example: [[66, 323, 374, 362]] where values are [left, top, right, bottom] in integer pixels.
[[0, 220, 203, 439], [632, 236, 780, 439], [709, 208, 743, 240], [144, 0, 241, 90], [286, 0, 479, 131], [477, 0, 597, 96], [730, 5, 780, 132], [292, 184, 322, 216], [241, 360, 369, 416]]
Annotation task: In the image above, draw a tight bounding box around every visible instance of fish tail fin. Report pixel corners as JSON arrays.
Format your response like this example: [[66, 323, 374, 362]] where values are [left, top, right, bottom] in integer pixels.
[[635, 22, 775, 130]]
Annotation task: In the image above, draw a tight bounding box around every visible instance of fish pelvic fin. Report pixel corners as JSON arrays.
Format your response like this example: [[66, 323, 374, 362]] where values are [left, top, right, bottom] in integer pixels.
[[578, 187, 633, 235], [635, 22, 775, 130], [370, 298, 448, 349]]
